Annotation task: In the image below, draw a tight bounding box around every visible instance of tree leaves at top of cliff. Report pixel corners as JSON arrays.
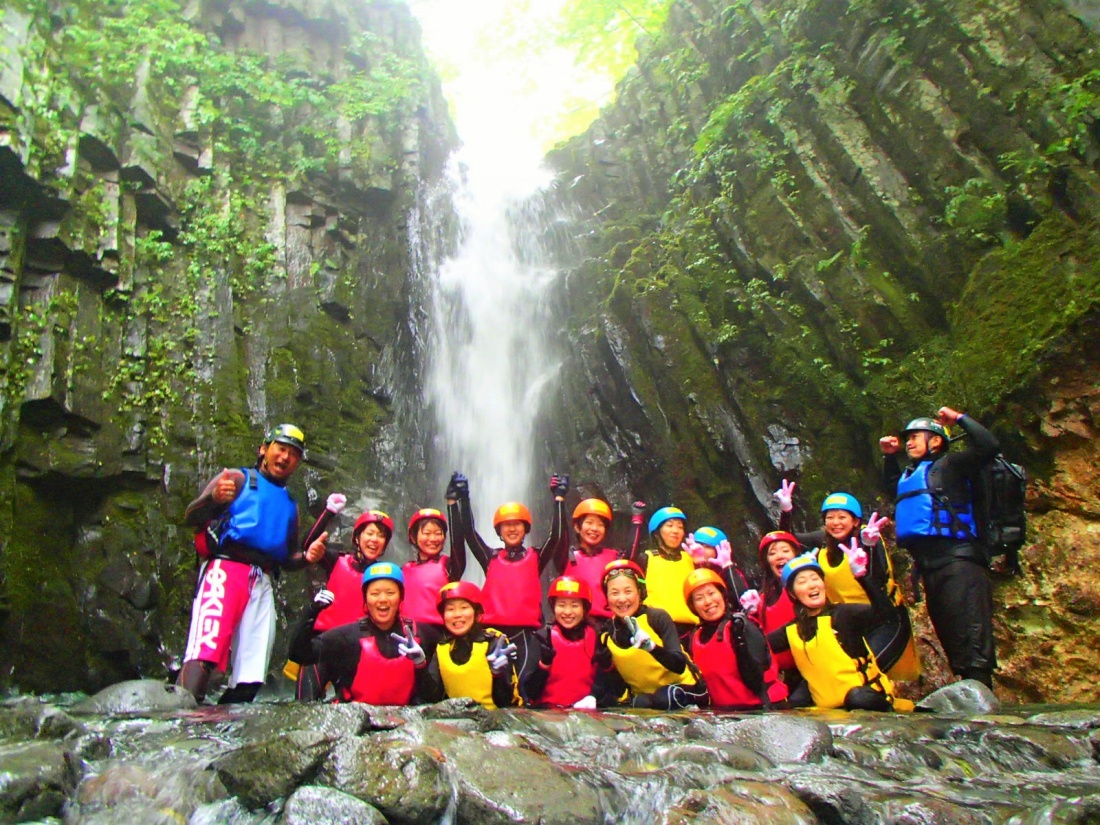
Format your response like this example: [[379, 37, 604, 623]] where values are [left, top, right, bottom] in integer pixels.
[[6, 0, 428, 175], [554, 0, 671, 77]]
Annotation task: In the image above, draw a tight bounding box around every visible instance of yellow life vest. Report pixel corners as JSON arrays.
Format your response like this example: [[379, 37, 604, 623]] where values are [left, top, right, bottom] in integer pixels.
[[815, 545, 904, 608], [602, 613, 696, 695], [644, 551, 698, 625], [785, 614, 894, 710], [437, 632, 504, 710]]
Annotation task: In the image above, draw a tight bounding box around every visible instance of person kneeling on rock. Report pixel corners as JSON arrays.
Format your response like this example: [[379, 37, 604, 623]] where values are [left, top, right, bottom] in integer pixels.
[[523, 576, 601, 709], [287, 562, 429, 705], [593, 560, 708, 710], [683, 568, 788, 710], [423, 581, 520, 709], [767, 555, 914, 712]]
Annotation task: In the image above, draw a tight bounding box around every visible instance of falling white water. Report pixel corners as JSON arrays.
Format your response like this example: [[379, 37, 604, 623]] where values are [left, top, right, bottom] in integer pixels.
[[423, 148, 561, 535]]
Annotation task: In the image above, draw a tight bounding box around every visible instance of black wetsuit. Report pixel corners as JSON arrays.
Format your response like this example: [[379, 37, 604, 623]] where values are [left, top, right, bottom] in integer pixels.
[[884, 415, 1000, 685]]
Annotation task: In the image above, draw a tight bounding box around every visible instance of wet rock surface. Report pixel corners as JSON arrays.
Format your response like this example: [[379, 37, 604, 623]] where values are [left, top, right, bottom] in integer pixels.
[[2, 686, 1099, 825]]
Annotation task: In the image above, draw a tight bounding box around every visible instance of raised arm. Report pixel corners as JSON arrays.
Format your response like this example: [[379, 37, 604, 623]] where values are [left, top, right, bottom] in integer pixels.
[[538, 474, 569, 572]]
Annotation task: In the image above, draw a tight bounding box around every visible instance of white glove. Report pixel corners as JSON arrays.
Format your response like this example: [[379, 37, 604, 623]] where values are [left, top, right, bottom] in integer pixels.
[[773, 479, 796, 512], [326, 493, 347, 514], [714, 539, 733, 567], [861, 512, 888, 546], [572, 695, 597, 710], [313, 589, 335, 612], [487, 636, 517, 676], [626, 617, 655, 652], [739, 588, 762, 615], [841, 538, 868, 578], [391, 631, 426, 666]]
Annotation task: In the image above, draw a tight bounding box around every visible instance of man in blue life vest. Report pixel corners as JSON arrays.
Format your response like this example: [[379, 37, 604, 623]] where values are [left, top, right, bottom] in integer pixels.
[[177, 424, 315, 703], [880, 406, 999, 688]]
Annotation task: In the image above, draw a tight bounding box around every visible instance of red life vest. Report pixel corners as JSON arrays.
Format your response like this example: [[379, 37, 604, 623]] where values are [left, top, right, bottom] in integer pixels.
[[691, 622, 764, 708], [342, 634, 417, 705], [314, 554, 366, 632], [482, 550, 542, 628], [402, 556, 451, 625], [759, 589, 796, 671], [537, 625, 598, 708], [564, 548, 619, 619]]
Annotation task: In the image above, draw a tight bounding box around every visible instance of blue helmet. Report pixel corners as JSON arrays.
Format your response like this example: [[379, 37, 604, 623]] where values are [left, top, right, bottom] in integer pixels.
[[820, 492, 862, 520], [781, 554, 825, 592], [692, 526, 728, 548], [648, 506, 687, 535], [362, 561, 404, 594]]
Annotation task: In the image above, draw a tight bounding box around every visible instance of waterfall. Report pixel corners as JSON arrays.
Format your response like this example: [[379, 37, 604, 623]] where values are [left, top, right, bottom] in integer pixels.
[[421, 143, 563, 554]]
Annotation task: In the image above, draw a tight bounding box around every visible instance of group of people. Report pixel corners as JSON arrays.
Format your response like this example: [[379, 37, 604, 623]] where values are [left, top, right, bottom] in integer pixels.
[[176, 405, 1001, 712]]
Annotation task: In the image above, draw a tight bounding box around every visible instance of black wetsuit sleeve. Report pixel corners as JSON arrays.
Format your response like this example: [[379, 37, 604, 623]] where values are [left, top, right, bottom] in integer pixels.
[[859, 539, 893, 601], [883, 455, 903, 497], [767, 625, 792, 653], [446, 500, 467, 581], [312, 624, 361, 694], [720, 565, 749, 601], [952, 415, 1000, 473], [183, 471, 243, 527], [301, 507, 338, 555], [777, 509, 823, 551], [492, 670, 517, 708], [287, 611, 323, 664], [730, 615, 768, 695], [833, 604, 881, 659], [282, 510, 308, 572], [626, 520, 644, 562], [422, 654, 445, 703], [459, 497, 494, 572], [643, 608, 688, 673], [592, 633, 628, 706], [521, 629, 553, 702], [537, 498, 567, 573]]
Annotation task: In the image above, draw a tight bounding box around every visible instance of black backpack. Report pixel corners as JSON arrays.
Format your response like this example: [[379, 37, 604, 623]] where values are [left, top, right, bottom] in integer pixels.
[[971, 455, 1028, 574]]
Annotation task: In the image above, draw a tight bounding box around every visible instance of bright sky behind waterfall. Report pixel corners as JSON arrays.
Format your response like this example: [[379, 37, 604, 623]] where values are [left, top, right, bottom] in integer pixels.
[[406, 0, 616, 158]]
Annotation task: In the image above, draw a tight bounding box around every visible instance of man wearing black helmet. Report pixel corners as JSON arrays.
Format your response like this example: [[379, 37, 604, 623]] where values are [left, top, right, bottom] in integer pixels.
[[177, 424, 315, 703], [880, 406, 1000, 688]]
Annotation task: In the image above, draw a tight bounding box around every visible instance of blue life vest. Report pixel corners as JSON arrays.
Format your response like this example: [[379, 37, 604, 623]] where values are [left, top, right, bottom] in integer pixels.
[[216, 468, 297, 562], [895, 461, 976, 542]]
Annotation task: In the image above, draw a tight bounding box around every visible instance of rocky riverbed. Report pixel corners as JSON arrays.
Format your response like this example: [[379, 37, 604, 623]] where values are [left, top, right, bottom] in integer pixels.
[[1, 680, 1099, 824]]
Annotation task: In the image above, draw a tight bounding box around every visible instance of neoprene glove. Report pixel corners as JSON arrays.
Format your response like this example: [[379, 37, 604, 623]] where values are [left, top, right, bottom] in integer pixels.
[[550, 473, 570, 497], [625, 616, 656, 652], [773, 479, 796, 513], [390, 631, 427, 666], [631, 501, 646, 526], [739, 589, 762, 616], [683, 533, 708, 564], [326, 493, 347, 514], [714, 539, 733, 568], [573, 695, 597, 710], [534, 626, 555, 667], [448, 471, 469, 500], [861, 512, 888, 546], [841, 538, 869, 578], [311, 589, 335, 614], [487, 636, 517, 676]]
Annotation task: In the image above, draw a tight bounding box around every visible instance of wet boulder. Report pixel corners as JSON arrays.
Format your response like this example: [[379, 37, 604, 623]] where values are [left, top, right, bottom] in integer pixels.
[[214, 728, 336, 809], [915, 680, 1000, 715], [0, 698, 83, 741], [621, 740, 774, 774], [438, 728, 604, 825], [316, 735, 451, 824], [228, 701, 381, 744], [786, 775, 879, 825], [67, 759, 227, 825], [0, 739, 83, 823], [71, 679, 197, 715], [684, 715, 832, 764], [281, 785, 388, 825], [663, 782, 816, 824], [1026, 709, 1100, 730]]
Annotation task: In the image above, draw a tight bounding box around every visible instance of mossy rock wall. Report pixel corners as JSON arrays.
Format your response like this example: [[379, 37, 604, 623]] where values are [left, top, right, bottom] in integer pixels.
[[0, 0, 456, 691], [543, 0, 1100, 701]]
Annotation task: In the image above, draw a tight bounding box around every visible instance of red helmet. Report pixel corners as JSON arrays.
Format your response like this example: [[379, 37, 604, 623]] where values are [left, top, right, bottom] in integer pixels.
[[408, 508, 447, 544], [572, 498, 612, 527], [353, 511, 394, 542], [436, 580, 484, 615], [601, 559, 647, 600], [758, 530, 801, 562], [492, 502, 532, 535], [548, 575, 592, 606]]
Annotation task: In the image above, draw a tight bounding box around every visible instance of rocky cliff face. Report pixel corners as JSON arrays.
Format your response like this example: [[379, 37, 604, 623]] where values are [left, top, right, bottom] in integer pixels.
[[543, 0, 1100, 701], [0, 0, 456, 691]]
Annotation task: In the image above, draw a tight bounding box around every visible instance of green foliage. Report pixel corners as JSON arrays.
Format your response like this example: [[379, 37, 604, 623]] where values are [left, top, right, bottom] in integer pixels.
[[944, 179, 1006, 243], [555, 0, 672, 77]]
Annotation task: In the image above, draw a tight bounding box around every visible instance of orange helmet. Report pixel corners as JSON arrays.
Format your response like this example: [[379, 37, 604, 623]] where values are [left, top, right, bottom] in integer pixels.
[[436, 580, 484, 615], [572, 498, 612, 527], [492, 502, 532, 535], [408, 508, 447, 544], [683, 567, 728, 615], [548, 575, 592, 607]]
